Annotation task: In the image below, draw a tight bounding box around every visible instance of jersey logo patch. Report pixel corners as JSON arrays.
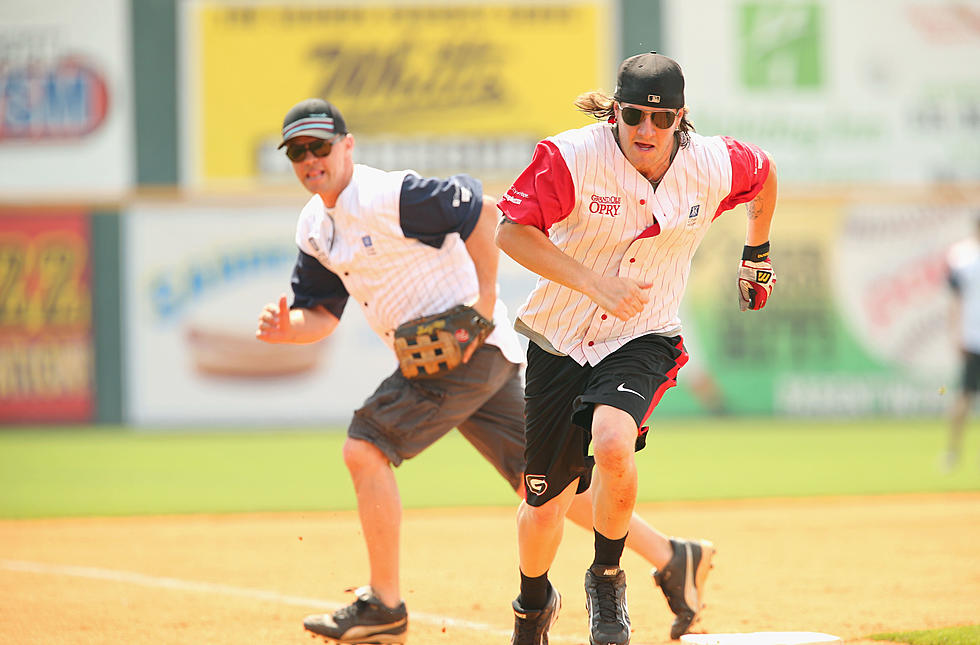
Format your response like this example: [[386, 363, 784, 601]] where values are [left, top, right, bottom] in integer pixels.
[[361, 235, 376, 255], [589, 194, 622, 217], [686, 204, 701, 228]]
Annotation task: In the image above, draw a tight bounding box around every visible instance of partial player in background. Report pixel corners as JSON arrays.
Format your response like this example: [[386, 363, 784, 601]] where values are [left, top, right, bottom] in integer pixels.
[[257, 98, 723, 645], [496, 52, 778, 644], [944, 215, 980, 471]]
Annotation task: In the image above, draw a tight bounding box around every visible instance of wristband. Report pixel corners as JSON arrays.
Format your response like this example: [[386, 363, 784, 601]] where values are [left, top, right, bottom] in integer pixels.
[[742, 241, 770, 262]]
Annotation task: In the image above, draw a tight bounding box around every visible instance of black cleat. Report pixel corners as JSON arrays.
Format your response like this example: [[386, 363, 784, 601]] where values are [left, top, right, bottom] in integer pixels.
[[584, 564, 631, 645], [303, 586, 407, 644], [653, 538, 716, 639], [511, 583, 561, 645]]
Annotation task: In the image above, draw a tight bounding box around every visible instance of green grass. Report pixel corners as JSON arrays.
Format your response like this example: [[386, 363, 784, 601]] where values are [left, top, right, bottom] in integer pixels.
[[0, 418, 977, 518], [869, 624, 980, 644]]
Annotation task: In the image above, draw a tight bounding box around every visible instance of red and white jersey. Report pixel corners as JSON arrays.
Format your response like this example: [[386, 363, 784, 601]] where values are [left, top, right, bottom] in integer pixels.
[[498, 123, 769, 366]]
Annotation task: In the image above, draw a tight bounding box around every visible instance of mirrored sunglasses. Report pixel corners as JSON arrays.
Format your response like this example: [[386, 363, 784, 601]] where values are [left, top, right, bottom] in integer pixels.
[[285, 137, 338, 162], [619, 105, 678, 129]]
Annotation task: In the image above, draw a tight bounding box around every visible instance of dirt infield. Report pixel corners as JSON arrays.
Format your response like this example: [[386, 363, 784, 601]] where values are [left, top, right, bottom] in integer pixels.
[[1, 493, 977, 645]]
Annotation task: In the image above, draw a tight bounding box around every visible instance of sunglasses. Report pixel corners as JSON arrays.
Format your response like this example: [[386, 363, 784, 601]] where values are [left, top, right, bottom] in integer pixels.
[[619, 105, 679, 129], [284, 136, 340, 162]]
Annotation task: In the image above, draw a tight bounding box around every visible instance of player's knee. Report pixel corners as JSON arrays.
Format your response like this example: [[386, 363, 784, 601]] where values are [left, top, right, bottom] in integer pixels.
[[519, 499, 567, 530], [342, 437, 389, 473], [591, 426, 635, 471]]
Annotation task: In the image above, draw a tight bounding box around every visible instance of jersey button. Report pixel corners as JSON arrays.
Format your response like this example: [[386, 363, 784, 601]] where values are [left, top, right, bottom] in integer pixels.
[[629, 258, 636, 263], [639, 199, 646, 205], [587, 341, 594, 346], [601, 314, 607, 320]]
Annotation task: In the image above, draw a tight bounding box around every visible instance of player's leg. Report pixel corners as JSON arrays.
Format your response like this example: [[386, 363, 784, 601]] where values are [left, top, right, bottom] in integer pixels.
[[458, 358, 677, 571], [342, 438, 402, 607], [945, 351, 980, 470], [591, 405, 640, 540], [566, 492, 673, 568], [509, 343, 595, 643], [576, 335, 713, 642], [305, 361, 490, 644]]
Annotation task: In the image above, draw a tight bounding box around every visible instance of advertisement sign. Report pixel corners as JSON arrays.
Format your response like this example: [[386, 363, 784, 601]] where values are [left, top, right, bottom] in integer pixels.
[[182, 1, 610, 187], [679, 196, 969, 417], [0, 0, 133, 196], [123, 202, 404, 425], [664, 0, 980, 184], [0, 211, 94, 423]]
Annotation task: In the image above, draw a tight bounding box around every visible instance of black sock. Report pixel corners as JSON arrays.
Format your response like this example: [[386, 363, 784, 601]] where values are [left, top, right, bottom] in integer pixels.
[[592, 529, 627, 568], [519, 570, 550, 610]]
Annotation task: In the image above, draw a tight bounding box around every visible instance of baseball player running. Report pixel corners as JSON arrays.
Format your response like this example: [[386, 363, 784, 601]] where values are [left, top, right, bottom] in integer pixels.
[[944, 215, 980, 471], [256, 98, 721, 645], [496, 52, 778, 644]]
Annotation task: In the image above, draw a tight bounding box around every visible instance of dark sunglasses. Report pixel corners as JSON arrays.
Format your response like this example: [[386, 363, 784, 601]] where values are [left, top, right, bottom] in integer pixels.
[[619, 105, 678, 129], [285, 137, 340, 162]]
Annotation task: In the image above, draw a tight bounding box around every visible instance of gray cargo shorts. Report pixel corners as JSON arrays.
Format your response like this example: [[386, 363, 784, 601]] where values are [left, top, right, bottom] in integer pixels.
[[348, 343, 526, 490]]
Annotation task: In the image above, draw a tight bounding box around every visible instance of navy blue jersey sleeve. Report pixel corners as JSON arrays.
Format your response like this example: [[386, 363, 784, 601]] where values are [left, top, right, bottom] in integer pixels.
[[398, 173, 484, 248], [290, 250, 349, 319]]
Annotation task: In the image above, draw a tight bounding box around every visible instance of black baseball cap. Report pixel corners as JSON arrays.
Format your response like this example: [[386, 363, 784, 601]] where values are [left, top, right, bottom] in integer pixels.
[[613, 52, 685, 109], [277, 98, 348, 148]]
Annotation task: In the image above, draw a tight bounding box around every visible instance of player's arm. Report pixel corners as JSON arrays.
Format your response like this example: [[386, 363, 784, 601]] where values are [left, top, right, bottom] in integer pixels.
[[495, 140, 650, 321], [722, 139, 777, 311], [495, 218, 650, 321], [256, 296, 339, 344], [256, 249, 348, 344], [745, 151, 777, 246], [464, 196, 502, 321]]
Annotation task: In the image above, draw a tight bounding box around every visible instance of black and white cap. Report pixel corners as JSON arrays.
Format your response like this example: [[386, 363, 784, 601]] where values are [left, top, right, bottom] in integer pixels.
[[277, 98, 348, 148]]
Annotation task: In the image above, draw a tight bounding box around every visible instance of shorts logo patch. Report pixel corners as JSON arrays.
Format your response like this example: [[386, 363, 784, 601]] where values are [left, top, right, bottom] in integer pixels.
[[525, 474, 548, 496], [617, 382, 645, 399], [454, 328, 470, 343]]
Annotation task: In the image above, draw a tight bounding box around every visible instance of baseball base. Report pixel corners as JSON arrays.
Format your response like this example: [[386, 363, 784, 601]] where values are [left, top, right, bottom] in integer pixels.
[[681, 632, 841, 645]]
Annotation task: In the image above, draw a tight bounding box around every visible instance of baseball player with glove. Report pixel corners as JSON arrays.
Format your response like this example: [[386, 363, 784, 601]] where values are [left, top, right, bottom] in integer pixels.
[[257, 98, 723, 645], [496, 52, 778, 644]]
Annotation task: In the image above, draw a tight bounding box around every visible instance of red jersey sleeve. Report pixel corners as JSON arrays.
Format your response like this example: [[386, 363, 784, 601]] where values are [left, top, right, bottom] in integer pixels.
[[497, 140, 576, 233], [714, 136, 770, 220]]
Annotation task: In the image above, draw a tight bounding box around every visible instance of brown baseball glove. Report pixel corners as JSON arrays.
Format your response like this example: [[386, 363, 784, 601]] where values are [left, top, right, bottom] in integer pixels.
[[393, 304, 495, 379]]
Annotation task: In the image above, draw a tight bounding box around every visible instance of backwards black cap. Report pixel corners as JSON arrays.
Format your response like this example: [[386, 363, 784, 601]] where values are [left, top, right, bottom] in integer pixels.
[[613, 52, 685, 109]]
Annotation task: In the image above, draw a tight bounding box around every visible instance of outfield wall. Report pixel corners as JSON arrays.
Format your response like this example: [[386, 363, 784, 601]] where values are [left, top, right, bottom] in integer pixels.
[[2, 0, 978, 424]]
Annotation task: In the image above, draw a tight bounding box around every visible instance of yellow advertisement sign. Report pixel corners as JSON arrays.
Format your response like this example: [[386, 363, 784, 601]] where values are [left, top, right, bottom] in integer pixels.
[[190, 2, 610, 184]]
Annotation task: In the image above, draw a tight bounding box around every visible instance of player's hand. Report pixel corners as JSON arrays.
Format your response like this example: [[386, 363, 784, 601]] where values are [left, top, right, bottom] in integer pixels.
[[592, 275, 652, 321], [738, 258, 775, 311], [256, 294, 294, 343]]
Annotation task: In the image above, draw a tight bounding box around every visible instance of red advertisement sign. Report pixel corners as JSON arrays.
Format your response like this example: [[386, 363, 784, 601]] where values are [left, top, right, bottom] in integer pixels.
[[0, 211, 94, 423]]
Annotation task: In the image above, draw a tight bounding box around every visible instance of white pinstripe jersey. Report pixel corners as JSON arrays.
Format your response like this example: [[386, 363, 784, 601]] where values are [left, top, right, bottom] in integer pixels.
[[294, 164, 524, 364], [499, 123, 770, 366]]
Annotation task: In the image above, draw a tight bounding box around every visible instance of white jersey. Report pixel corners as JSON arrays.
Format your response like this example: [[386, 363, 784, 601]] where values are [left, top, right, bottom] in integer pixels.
[[292, 164, 524, 364], [947, 235, 980, 353], [499, 123, 769, 366]]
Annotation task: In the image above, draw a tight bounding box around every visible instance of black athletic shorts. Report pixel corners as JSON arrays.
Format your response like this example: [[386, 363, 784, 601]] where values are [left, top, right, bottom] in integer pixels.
[[522, 333, 688, 507], [963, 351, 980, 393]]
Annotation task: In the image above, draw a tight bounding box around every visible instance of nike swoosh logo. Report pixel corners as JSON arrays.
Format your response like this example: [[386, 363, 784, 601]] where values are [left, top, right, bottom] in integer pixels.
[[617, 383, 645, 399]]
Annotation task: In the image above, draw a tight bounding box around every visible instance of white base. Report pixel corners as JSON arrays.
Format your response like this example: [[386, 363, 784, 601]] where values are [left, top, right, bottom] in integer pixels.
[[681, 632, 841, 645]]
